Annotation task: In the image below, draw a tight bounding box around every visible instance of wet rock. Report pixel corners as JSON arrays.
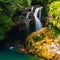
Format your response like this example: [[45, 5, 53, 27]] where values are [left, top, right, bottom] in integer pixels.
[[17, 16, 27, 30], [17, 12, 35, 32]]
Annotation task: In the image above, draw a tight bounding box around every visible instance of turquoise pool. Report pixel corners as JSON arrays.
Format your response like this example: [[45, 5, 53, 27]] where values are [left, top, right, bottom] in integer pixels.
[[0, 49, 40, 60]]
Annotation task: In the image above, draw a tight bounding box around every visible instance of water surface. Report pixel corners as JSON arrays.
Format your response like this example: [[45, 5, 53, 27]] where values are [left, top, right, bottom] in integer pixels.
[[0, 49, 40, 60]]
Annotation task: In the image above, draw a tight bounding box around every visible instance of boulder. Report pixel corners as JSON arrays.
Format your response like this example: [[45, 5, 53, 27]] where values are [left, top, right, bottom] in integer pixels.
[[25, 27, 60, 60]]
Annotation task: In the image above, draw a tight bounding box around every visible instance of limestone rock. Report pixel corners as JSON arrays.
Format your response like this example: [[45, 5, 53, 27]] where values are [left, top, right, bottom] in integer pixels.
[[25, 27, 60, 60]]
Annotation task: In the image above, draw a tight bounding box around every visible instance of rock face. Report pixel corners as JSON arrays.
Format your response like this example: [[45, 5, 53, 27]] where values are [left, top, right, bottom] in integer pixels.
[[16, 12, 35, 32], [25, 27, 60, 60], [17, 16, 27, 31]]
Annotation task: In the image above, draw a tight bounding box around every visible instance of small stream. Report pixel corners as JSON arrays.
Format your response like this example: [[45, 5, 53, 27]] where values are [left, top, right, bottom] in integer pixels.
[[0, 49, 40, 60]]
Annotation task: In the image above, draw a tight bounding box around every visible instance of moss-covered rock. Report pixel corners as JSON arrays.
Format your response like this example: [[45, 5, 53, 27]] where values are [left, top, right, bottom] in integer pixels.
[[25, 27, 60, 60]]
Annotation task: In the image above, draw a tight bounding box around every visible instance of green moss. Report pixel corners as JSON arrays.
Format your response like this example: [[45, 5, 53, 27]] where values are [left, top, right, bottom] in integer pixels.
[[33, 35, 40, 41], [33, 33, 45, 42], [50, 26, 60, 39]]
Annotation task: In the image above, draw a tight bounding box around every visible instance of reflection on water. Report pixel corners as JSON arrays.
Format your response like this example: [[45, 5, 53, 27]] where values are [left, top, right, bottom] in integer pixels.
[[0, 49, 40, 60]]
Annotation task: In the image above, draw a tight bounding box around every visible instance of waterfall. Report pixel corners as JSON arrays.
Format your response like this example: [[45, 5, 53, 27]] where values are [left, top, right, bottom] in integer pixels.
[[31, 6, 34, 12], [25, 6, 34, 33], [25, 6, 43, 33], [34, 7, 43, 31], [25, 12, 30, 34]]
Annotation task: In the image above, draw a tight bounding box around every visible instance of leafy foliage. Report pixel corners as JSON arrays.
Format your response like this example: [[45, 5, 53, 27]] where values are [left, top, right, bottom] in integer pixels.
[[0, 0, 31, 16], [49, 1, 60, 19], [32, 0, 60, 26], [0, 14, 13, 40], [0, 0, 31, 40], [50, 26, 60, 39], [48, 1, 60, 28], [32, 0, 60, 6]]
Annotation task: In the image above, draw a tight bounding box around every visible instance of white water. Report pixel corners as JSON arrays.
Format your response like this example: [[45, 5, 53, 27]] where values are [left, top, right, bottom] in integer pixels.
[[34, 7, 43, 31], [25, 12, 30, 34], [9, 46, 14, 50], [25, 6, 34, 34], [31, 6, 34, 13], [25, 7, 43, 33]]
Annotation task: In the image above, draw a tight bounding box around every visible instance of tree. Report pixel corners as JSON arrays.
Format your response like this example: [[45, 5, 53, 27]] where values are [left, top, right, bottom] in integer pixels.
[[0, 0, 31, 40]]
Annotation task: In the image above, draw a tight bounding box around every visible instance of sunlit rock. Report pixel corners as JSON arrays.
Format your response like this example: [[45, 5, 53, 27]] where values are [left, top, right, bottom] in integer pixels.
[[25, 27, 60, 59]]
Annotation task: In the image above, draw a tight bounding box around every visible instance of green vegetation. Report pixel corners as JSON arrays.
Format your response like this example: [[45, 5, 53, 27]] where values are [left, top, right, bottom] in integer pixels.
[[32, 0, 59, 5], [0, 0, 31, 16], [0, 1, 13, 40], [33, 33, 45, 42], [48, 1, 60, 28], [0, 0, 60, 60], [47, 1, 60, 39], [50, 26, 60, 39], [0, 0, 31, 40], [33, 35, 40, 42], [0, 14, 13, 40], [32, 0, 60, 25]]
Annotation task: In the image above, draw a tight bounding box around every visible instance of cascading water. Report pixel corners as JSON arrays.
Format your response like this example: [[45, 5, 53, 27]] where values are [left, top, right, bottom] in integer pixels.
[[34, 7, 43, 31], [25, 12, 30, 34], [31, 6, 34, 13], [25, 6, 43, 34]]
